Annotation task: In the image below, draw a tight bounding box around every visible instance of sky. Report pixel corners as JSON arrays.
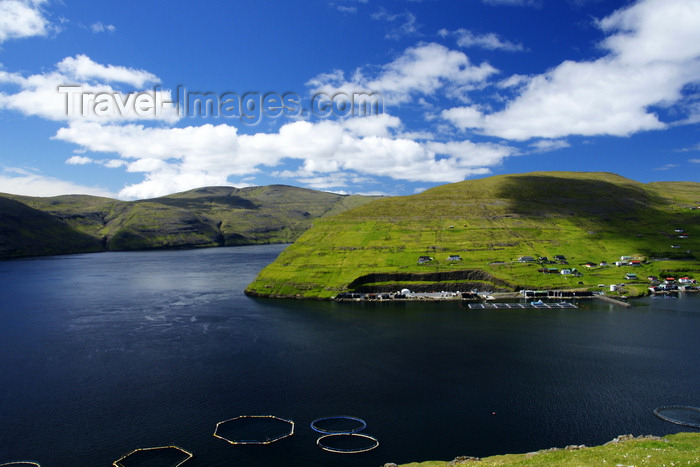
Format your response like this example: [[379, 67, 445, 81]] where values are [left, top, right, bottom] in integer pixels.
[[0, 0, 699, 200]]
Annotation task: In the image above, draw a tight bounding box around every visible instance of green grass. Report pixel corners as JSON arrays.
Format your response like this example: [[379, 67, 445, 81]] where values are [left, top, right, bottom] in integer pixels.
[[397, 433, 700, 466], [246, 172, 700, 298], [0, 185, 379, 258]]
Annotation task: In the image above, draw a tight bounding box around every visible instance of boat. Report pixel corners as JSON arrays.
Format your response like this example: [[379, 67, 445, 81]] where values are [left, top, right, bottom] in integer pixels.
[[531, 300, 545, 306]]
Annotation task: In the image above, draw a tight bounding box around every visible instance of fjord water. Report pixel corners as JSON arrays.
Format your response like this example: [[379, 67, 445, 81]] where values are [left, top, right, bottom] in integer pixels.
[[0, 245, 697, 466]]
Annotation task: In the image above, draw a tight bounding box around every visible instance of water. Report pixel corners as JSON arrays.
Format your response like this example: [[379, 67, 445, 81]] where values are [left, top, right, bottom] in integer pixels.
[[0, 245, 698, 466]]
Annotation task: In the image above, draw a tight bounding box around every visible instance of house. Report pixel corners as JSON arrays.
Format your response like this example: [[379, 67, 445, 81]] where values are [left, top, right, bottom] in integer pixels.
[[679, 277, 696, 284], [554, 255, 566, 261], [538, 267, 559, 274], [615, 261, 628, 267], [447, 255, 462, 262], [625, 273, 637, 280], [538, 256, 549, 262], [599, 261, 608, 267], [518, 256, 535, 262], [630, 260, 642, 266], [620, 256, 633, 261], [561, 269, 572, 275], [679, 233, 689, 238], [647, 276, 659, 282], [674, 228, 684, 233], [671, 245, 681, 249], [584, 262, 597, 268], [418, 256, 433, 264]]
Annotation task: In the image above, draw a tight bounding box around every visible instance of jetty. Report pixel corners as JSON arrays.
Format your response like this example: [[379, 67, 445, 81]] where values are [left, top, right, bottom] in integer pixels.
[[468, 302, 577, 310], [593, 294, 631, 308]]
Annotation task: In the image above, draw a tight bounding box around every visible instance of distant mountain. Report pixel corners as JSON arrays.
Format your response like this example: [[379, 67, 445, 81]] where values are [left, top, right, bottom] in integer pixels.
[[0, 185, 379, 259], [245, 172, 700, 299]]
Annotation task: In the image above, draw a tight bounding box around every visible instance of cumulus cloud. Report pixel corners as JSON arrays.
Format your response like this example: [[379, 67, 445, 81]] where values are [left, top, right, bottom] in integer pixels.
[[0, 167, 116, 197], [56, 55, 157, 88], [53, 115, 517, 199], [65, 155, 93, 165], [0, 54, 177, 122], [40, 43, 515, 199], [0, 0, 51, 43], [442, 0, 700, 141], [308, 42, 498, 106], [529, 139, 570, 153], [440, 28, 525, 52]]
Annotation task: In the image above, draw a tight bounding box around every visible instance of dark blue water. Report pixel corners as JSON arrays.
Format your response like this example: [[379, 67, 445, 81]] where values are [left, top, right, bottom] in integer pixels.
[[0, 245, 698, 466]]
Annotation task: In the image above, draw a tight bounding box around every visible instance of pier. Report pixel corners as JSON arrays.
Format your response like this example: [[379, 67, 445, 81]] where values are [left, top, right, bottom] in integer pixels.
[[468, 302, 577, 310], [593, 294, 632, 308]]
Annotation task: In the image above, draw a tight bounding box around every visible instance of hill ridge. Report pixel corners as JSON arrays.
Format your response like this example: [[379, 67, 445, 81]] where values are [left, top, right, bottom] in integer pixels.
[[0, 185, 380, 259], [245, 171, 699, 298]]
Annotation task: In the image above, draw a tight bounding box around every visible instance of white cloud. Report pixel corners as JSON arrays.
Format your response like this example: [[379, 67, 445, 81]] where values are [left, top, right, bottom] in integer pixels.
[[371, 10, 419, 40], [689, 158, 700, 164], [529, 139, 570, 152], [53, 115, 517, 199], [90, 22, 115, 33], [0, 0, 51, 43], [56, 55, 157, 88], [443, 0, 700, 141], [0, 54, 177, 122], [336, 5, 356, 14], [0, 167, 116, 197], [443, 28, 524, 52], [308, 43, 498, 106], [65, 155, 93, 165], [654, 163, 679, 171]]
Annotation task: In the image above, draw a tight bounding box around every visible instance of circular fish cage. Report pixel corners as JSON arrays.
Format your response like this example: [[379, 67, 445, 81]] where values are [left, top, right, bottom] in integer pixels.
[[112, 445, 193, 467], [0, 463, 41, 466], [213, 415, 295, 445], [653, 406, 700, 429], [316, 433, 379, 454], [310, 416, 367, 434]]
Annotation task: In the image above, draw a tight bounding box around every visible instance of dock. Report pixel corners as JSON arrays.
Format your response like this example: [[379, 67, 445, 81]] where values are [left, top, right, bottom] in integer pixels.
[[467, 302, 577, 309], [593, 294, 632, 308]]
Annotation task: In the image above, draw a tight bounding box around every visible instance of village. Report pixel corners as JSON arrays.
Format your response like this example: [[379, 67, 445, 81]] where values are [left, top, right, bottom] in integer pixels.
[[334, 233, 698, 302]]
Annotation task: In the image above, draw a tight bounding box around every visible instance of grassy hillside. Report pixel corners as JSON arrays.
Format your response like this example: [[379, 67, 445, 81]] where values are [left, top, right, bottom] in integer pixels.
[[0, 185, 379, 259], [0, 197, 104, 258], [245, 172, 700, 298], [396, 433, 699, 467]]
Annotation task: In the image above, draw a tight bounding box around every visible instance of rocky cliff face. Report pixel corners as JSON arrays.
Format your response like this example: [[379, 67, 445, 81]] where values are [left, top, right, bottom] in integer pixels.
[[347, 270, 514, 292]]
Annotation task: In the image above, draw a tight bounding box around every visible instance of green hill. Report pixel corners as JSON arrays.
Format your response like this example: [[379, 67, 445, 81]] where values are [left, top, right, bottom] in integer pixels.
[[0, 185, 379, 259], [245, 172, 700, 299], [397, 432, 699, 467]]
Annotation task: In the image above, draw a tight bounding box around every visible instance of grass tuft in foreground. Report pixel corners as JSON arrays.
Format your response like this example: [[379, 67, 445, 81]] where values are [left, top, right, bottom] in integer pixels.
[[393, 432, 700, 466]]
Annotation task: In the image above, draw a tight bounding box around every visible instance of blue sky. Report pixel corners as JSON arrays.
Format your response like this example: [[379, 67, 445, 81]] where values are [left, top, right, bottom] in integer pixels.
[[0, 0, 699, 199]]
